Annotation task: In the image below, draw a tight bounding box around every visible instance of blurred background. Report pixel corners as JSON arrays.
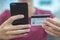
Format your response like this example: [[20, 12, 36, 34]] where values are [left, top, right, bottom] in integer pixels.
[[0, 0, 60, 18], [0, 0, 60, 40]]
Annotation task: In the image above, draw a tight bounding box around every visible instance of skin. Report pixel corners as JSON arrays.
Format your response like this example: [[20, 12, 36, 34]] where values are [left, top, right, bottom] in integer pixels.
[[1, 0, 60, 40], [43, 18, 60, 38], [0, 0, 35, 40], [20, 0, 60, 39], [0, 15, 31, 40]]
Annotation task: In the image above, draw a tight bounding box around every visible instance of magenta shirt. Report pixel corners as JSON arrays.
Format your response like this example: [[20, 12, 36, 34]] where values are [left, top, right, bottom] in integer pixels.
[[0, 9, 54, 40]]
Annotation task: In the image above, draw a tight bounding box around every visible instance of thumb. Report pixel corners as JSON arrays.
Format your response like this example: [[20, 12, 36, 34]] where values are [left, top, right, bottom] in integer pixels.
[[3, 15, 24, 25]]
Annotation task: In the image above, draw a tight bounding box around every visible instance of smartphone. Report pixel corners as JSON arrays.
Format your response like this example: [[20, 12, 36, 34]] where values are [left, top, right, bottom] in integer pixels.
[[10, 2, 28, 25], [31, 14, 50, 26]]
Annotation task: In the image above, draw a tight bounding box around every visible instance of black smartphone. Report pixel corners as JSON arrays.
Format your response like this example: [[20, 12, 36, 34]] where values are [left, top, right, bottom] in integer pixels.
[[10, 2, 28, 25]]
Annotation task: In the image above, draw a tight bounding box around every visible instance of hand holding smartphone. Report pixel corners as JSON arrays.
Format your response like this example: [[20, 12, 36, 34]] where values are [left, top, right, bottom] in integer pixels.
[[10, 2, 28, 25]]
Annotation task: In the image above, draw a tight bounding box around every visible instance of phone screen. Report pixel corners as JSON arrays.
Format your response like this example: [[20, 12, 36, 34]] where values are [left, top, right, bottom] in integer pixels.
[[10, 3, 28, 25]]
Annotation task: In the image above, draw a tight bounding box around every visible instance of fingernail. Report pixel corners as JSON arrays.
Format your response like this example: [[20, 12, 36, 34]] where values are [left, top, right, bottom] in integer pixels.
[[20, 15, 24, 18], [18, 15, 24, 18], [27, 29, 30, 32], [28, 24, 31, 27], [42, 24, 45, 28]]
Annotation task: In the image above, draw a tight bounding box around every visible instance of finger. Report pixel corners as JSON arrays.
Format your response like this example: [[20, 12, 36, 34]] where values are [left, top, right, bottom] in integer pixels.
[[43, 25, 60, 36], [46, 18, 60, 27], [9, 34, 27, 39], [3, 15, 24, 24], [45, 30, 60, 38], [13, 24, 31, 30], [4, 24, 31, 31], [6, 29, 30, 35], [44, 20, 60, 31]]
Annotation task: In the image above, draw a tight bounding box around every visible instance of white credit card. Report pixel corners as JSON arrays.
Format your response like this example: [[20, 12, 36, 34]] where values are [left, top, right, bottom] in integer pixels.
[[31, 14, 50, 26]]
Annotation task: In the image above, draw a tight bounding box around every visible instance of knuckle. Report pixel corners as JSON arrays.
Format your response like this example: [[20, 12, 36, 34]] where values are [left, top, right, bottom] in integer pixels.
[[3, 27, 8, 31], [3, 27, 10, 31], [10, 17, 14, 20]]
